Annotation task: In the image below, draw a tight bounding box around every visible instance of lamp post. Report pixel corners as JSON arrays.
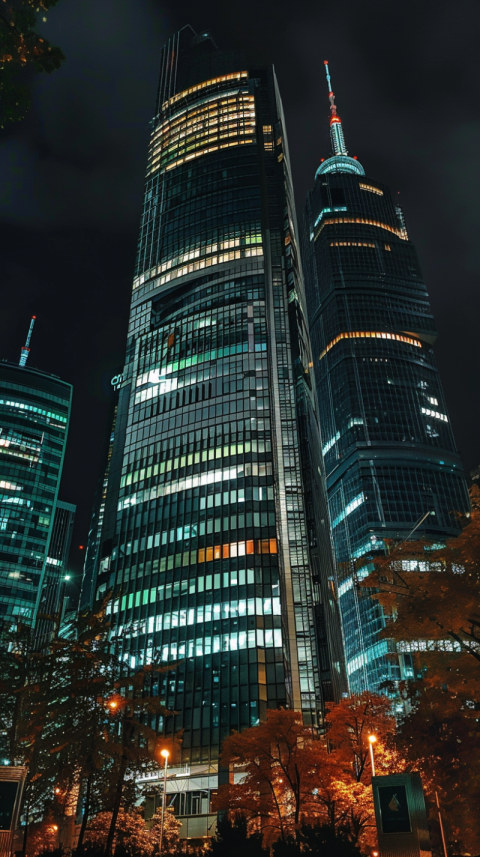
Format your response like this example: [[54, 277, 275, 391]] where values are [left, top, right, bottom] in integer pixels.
[[159, 749, 170, 855], [368, 734, 377, 777]]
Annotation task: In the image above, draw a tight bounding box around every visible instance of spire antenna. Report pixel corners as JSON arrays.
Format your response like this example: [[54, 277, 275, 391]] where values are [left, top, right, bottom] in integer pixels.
[[19, 316, 36, 367], [323, 60, 348, 157]]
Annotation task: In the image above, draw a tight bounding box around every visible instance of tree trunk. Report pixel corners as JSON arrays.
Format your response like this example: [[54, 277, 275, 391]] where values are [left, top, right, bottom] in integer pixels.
[[105, 718, 132, 857], [105, 754, 128, 857], [77, 772, 93, 850]]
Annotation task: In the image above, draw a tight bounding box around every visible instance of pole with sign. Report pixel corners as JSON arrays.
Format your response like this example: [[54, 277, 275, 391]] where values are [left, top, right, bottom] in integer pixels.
[[371, 773, 432, 857]]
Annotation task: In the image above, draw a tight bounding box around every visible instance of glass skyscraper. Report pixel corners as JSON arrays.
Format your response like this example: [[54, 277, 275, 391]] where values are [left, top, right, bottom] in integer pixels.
[[302, 64, 470, 694], [91, 27, 345, 829], [0, 361, 72, 631]]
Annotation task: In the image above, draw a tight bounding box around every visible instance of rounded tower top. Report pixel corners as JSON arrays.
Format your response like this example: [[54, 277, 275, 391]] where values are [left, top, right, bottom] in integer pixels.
[[316, 155, 365, 178]]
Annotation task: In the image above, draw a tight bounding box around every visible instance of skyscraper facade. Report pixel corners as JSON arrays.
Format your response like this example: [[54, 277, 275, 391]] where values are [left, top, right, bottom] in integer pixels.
[[92, 27, 345, 824], [0, 361, 72, 631], [302, 64, 470, 694]]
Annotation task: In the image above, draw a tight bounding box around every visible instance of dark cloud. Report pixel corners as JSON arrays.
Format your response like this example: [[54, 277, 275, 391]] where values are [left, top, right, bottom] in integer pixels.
[[0, 0, 165, 228], [1, 0, 479, 572]]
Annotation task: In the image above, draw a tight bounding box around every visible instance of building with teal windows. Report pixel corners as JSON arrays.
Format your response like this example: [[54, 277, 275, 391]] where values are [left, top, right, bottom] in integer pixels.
[[89, 27, 346, 836], [0, 361, 72, 632], [301, 64, 469, 695]]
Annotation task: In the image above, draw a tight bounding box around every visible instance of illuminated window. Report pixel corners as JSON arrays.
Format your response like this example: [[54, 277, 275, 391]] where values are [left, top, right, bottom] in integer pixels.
[[161, 71, 249, 110], [0, 399, 67, 424], [330, 241, 375, 249], [322, 431, 340, 456], [319, 331, 422, 359], [314, 206, 347, 228], [198, 539, 277, 563], [133, 231, 263, 291], [314, 217, 406, 242], [421, 407, 448, 423], [118, 461, 273, 510], [148, 89, 256, 176], [0, 481, 22, 492], [263, 125, 274, 151], [384, 243, 391, 251], [359, 183, 383, 195], [331, 493, 365, 529]]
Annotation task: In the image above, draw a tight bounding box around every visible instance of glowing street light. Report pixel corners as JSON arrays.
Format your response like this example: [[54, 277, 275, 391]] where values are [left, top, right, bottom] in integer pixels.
[[159, 749, 170, 855], [368, 734, 377, 777]]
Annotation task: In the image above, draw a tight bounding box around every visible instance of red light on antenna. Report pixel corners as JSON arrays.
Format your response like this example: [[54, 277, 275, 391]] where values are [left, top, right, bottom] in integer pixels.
[[32, 315, 36, 319], [324, 60, 328, 65], [320, 158, 325, 162], [353, 156, 358, 160], [79, 545, 84, 550]]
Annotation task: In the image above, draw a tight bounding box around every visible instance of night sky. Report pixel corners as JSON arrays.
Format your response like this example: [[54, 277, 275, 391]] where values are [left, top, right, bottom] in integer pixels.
[[1, 0, 479, 578]]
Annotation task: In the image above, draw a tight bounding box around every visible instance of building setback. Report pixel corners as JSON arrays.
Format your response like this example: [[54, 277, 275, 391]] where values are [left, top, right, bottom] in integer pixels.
[[90, 27, 346, 830], [302, 63, 470, 694], [0, 361, 72, 631]]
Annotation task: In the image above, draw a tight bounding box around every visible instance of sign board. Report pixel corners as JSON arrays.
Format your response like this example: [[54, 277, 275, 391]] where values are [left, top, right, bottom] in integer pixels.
[[0, 767, 27, 857], [0, 780, 20, 832], [372, 773, 431, 857], [378, 784, 411, 834]]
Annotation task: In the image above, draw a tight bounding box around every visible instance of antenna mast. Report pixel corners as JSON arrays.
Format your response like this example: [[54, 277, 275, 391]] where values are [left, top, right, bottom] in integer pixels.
[[324, 60, 348, 157], [19, 316, 36, 367]]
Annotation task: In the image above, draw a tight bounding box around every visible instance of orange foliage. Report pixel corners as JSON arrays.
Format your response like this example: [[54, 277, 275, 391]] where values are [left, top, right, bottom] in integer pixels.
[[361, 484, 480, 853], [215, 701, 401, 852]]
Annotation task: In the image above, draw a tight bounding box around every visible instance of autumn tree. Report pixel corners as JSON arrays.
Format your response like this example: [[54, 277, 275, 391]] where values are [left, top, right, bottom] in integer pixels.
[[362, 483, 480, 853], [363, 484, 479, 691], [149, 806, 182, 855], [216, 709, 354, 847], [1, 602, 173, 855], [216, 701, 400, 851], [5, 602, 122, 852], [0, 0, 64, 126], [84, 808, 152, 857], [324, 693, 402, 847], [84, 806, 181, 857], [101, 665, 174, 857], [208, 814, 267, 857], [272, 823, 362, 857], [325, 692, 398, 782], [0, 620, 41, 764]]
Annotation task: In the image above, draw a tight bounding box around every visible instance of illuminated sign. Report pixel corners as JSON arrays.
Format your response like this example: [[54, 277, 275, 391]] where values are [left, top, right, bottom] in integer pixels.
[[378, 784, 411, 834], [111, 374, 124, 390]]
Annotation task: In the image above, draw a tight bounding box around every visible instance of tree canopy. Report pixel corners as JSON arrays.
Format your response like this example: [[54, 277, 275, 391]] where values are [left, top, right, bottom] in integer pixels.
[[0, 0, 64, 126], [0, 602, 173, 855], [362, 484, 480, 853], [215, 701, 398, 850]]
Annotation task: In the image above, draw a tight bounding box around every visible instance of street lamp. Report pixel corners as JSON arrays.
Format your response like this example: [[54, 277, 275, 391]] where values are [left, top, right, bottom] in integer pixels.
[[159, 749, 170, 855], [368, 735, 377, 777]]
